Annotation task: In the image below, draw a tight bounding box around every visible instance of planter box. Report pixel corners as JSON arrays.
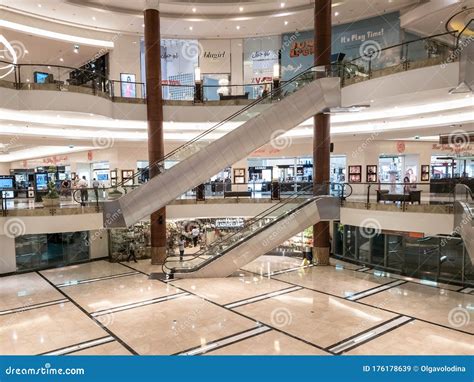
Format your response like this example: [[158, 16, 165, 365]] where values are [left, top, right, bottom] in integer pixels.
[[42, 198, 60, 207]]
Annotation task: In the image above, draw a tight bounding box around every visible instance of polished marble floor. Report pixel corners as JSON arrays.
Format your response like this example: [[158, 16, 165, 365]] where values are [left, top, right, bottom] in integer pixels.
[[0, 257, 472, 355]]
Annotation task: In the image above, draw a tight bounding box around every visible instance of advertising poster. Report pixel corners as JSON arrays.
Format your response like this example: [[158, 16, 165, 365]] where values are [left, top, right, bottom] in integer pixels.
[[281, 12, 401, 80], [120, 73, 136, 98]]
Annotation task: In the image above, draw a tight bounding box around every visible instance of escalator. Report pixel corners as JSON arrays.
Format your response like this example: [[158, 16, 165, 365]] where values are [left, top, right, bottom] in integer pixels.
[[454, 183, 474, 263], [159, 185, 344, 279], [103, 66, 341, 228]]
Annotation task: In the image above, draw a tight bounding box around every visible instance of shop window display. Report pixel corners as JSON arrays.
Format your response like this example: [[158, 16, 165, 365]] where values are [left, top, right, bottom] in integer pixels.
[[15, 232, 89, 272]]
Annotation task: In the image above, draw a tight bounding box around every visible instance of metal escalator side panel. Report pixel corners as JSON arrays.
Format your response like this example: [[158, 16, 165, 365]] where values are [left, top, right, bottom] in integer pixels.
[[174, 197, 340, 278], [104, 78, 341, 228]]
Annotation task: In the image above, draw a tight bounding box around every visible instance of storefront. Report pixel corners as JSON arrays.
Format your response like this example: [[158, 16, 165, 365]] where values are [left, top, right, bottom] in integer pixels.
[[15, 231, 90, 272], [243, 36, 280, 99]]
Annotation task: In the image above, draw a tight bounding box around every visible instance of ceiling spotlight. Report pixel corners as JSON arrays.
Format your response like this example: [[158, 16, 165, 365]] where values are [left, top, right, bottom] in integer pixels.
[[73, 44, 80, 54], [37, 3, 42, 7], [280, 2, 285, 8], [335, 11, 339, 16], [189, 26, 193, 30], [192, 7, 196, 12], [59, 58, 64, 62], [142, 23, 145, 27], [239, 6, 244, 12], [92, 16, 96, 21], [236, 25, 240, 30], [284, 20, 288, 25], [24, 50, 29, 54]]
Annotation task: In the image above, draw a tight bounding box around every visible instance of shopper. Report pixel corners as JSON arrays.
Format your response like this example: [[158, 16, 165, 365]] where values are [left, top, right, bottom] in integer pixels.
[[77, 176, 89, 205], [403, 176, 410, 194], [92, 178, 100, 201], [178, 236, 185, 262], [191, 226, 200, 247], [127, 241, 137, 263]]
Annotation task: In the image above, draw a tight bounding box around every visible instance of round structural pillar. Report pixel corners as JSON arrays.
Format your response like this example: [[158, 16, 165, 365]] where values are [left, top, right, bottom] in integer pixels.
[[313, 0, 332, 265], [144, 1, 167, 264]]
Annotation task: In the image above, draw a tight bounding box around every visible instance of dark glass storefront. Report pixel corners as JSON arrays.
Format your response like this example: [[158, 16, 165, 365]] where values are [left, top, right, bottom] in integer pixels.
[[15, 232, 90, 272], [333, 223, 474, 286]]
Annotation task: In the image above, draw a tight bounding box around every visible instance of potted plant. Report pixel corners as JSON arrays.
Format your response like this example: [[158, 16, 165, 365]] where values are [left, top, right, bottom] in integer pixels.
[[42, 181, 60, 207]]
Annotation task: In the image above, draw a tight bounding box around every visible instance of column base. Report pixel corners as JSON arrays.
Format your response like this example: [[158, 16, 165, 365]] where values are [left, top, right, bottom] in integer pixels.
[[150, 247, 167, 265], [312, 247, 330, 266]]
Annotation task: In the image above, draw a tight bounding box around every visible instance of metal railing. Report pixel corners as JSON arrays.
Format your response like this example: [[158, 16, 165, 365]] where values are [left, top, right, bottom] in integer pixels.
[[0, 31, 460, 102]]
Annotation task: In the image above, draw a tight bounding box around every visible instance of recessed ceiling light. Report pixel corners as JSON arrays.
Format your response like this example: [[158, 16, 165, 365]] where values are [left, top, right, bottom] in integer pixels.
[[280, 2, 285, 8], [142, 23, 145, 27], [239, 6, 244, 12], [189, 26, 193, 30], [24, 50, 29, 54], [334, 11, 339, 16], [284, 20, 288, 25], [192, 7, 196, 12], [59, 58, 64, 62], [92, 16, 96, 21], [37, 3, 42, 7], [236, 25, 240, 30]]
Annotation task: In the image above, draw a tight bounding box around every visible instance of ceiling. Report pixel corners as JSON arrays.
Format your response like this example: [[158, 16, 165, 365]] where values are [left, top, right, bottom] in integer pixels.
[[1, 0, 421, 38], [0, 88, 472, 162]]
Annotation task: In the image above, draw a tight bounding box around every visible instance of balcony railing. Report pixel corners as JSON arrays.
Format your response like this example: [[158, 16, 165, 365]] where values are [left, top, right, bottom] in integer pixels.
[[0, 31, 459, 103]]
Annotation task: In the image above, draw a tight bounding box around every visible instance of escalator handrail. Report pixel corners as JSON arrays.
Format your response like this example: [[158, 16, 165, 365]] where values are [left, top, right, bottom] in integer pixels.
[[162, 183, 317, 274], [454, 183, 474, 202], [113, 63, 338, 189], [162, 182, 346, 275], [164, 195, 326, 275]]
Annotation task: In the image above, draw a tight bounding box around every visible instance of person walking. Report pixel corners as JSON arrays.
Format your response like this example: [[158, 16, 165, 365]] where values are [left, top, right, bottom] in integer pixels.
[[127, 241, 137, 263], [178, 236, 185, 262], [77, 176, 89, 205], [191, 226, 200, 247], [92, 178, 100, 201]]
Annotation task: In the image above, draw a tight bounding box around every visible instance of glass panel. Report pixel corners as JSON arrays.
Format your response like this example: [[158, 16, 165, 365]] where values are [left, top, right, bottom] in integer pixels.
[[112, 64, 332, 193], [404, 236, 439, 280], [15, 231, 90, 272], [164, 186, 318, 274], [439, 236, 464, 284], [386, 234, 404, 271]]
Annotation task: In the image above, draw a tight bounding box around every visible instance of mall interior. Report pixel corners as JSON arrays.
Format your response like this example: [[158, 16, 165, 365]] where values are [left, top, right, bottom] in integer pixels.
[[0, 0, 473, 356]]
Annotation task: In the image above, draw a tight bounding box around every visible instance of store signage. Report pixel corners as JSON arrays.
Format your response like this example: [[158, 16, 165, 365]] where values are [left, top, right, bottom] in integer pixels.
[[396, 141, 406, 153], [432, 143, 474, 155], [203, 51, 226, 59], [251, 50, 278, 60], [42, 156, 68, 165], [215, 218, 245, 228], [200, 40, 231, 73], [161, 52, 179, 60]]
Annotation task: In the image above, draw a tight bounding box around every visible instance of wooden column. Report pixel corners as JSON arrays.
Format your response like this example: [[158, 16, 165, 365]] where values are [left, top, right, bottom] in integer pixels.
[[313, 0, 332, 265], [144, 4, 167, 264]]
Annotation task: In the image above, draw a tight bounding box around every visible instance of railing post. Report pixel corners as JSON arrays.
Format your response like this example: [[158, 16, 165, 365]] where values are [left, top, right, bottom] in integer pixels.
[[17, 65, 21, 89], [368, 56, 372, 79]]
